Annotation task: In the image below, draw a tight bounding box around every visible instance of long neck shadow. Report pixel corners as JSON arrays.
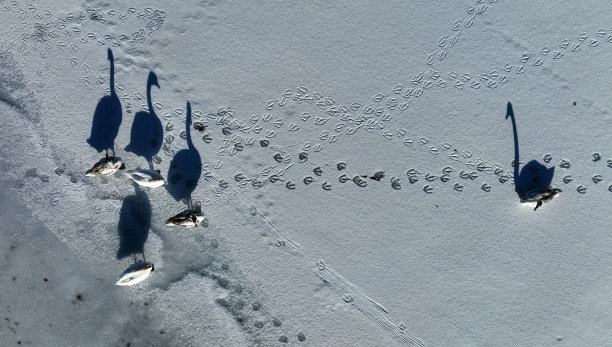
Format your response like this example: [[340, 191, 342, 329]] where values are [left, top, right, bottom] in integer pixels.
[[116, 183, 151, 261], [506, 103, 520, 182], [124, 71, 163, 169], [87, 48, 122, 157], [505, 102, 554, 198], [166, 101, 202, 207]]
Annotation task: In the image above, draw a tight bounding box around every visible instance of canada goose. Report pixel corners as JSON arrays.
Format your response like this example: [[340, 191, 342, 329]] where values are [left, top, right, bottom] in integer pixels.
[[166, 207, 204, 228], [86, 154, 125, 176], [124, 71, 162, 169], [124, 169, 165, 188], [87, 48, 122, 158], [115, 262, 154, 286], [506, 103, 559, 209]]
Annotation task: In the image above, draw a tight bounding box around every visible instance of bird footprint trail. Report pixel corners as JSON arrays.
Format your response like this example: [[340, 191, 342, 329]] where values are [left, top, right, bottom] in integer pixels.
[[316, 260, 424, 347], [200, 84, 609, 200]]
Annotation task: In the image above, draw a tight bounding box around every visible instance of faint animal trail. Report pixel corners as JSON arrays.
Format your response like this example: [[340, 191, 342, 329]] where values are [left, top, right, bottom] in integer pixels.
[[86, 48, 122, 157], [316, 260, 424, 346], [0, 48, 38, 120], [124, 71, 163, 169], [447, 27, 612, 101], [223, 184, 423, 344], [226, 191, 304, 257], [0, 3, 168, 106], [373, 0, 501, 114]]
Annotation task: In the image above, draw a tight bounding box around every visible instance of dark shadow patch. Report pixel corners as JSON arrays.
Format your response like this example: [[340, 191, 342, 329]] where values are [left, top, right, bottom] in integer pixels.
[[166, 102, 201, 208], [124, 71, 162, 169], [87, 49, 122, 156], [116, 183, 151, 261]]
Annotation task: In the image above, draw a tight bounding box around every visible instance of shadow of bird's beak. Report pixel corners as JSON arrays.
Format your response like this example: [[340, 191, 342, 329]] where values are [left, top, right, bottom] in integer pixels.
[[505, 102, 513, 119]]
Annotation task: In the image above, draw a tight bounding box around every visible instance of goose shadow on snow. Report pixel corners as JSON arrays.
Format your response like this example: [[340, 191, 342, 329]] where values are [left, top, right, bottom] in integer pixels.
[[166, 101, 201, 209], [124, 71, 162, 170], [116, 182, 151, 262], [505, 102, 555, 199], [87, 48, 122, 157]]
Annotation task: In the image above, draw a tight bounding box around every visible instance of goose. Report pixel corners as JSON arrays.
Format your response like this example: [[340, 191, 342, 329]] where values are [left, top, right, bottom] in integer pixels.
[[166, 207, 205, 228], [124, 169, 165, 188], [115, 262, 154, 286], [522, 187, 562, 211], [124, 71, 162, 169], [506, 102, 560, 210], [87, 48, 122, 158], [166, 101, 202, 208], [86, 154, 125, 176]]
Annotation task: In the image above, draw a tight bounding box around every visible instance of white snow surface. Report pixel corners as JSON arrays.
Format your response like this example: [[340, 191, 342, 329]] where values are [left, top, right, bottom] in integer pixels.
[[1, 0, 611, 346]]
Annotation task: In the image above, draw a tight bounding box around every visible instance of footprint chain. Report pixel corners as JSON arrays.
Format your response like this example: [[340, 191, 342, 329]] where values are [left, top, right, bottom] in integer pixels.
[[153, 0, 609, 197], [182, 84, 610, 198]]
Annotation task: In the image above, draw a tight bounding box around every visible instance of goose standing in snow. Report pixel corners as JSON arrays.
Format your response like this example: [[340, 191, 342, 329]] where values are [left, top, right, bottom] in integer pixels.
[[166, 207, 204, 227], [87, 48, 122, 158], [124, 169, 165, 188], [506, 102, 560, 210], [166, 102, 203, 227], [124, 71, 163, 170]]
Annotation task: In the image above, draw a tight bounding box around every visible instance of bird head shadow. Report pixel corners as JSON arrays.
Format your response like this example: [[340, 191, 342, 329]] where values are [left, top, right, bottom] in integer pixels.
[[124, 71, 163, 169], [506, 102, 555, 199], [116, 183, 151, 261], [87, 48, 122, 157], [166, 101, 202, 208]]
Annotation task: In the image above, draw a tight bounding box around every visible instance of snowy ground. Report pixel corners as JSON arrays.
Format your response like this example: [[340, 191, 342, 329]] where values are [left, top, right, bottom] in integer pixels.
[[1, 1, 611, 346]]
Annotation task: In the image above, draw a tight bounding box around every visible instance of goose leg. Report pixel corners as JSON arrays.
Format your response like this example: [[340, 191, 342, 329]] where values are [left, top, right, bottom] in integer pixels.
[[534, 200, 542, 211]]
